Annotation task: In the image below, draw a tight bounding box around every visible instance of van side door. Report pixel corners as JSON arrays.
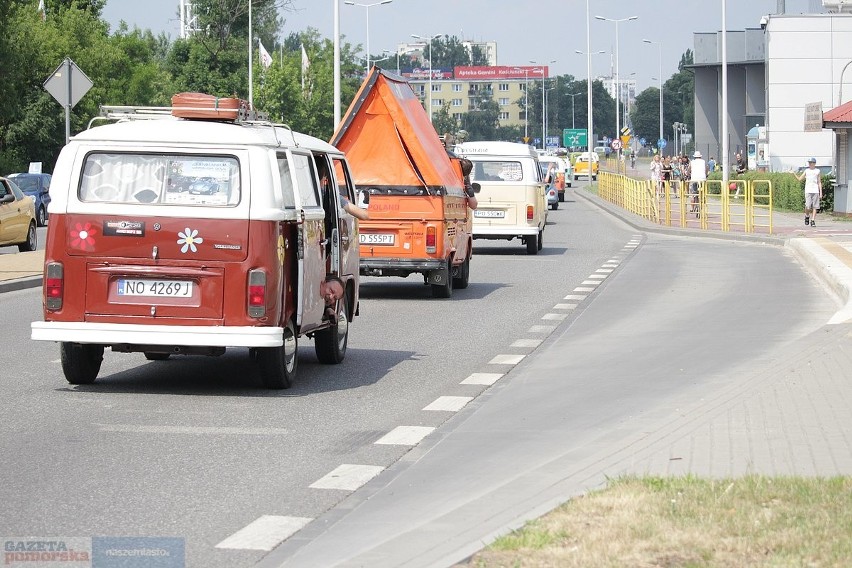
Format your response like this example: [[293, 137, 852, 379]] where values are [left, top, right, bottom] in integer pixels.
[[331, 157, 359, 282], [290, 152, 327, 329]]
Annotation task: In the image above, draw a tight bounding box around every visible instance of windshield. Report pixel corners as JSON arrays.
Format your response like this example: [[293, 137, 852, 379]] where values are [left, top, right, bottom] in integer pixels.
[[469, 160, 524, 182]]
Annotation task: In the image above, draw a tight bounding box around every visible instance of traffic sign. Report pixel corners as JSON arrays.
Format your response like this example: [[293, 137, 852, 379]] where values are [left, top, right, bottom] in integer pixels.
[[658, 138, 667, 149], [610, 139, 622, 150], [44, 58, 92, 109], [639, 137, 647, 146], [562, 128, 588, 148]]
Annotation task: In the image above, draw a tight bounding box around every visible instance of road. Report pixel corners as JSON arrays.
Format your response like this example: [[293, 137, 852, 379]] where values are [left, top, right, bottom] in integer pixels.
[[0, 189, 836, 567]]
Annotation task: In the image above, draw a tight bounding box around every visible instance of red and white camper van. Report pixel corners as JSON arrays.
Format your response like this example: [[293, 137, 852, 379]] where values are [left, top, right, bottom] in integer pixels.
[[31, 95, 362, 389]]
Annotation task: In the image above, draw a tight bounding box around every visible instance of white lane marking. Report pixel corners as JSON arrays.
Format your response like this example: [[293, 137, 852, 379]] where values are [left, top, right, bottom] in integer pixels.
[[596, 268, 614, 273], [423, 396, 474, 412], [51, 359, 61, 364], [488, 354, 526, 365], [603, 263, 619, 268], [528, 325, 557, 333], [215, 515, 312, 551], [375, 426, 435, 446], [553, 303, 577, 310], [511, 338, 542, 348], [580, 280, 599, 286], [563, 294, 587, 300], [607, 259, 619, 263], [309, 464, 385, 491], [573, 287, 596, 292], [587, 274, 606, 280], [542, 313, 568, 321], [94, 424, 289, 435], [461, 372, 504, 385]]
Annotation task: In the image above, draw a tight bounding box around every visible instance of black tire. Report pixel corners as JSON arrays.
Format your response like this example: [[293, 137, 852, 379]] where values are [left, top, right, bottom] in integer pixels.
[[144, 352, 170, 361], [551, 202, 559, 210], [526, 235, 538, 255], [558, 193, 565, 202], [257, 320, 298, 389], [452, 255, 471, 289], [537, 229, 544, 251], [18, 222, 37, 252], [315, 294, 350, 364], [60, 342, 104, 385], [37, 206, 47, 227], [431, 265, 453, 298]]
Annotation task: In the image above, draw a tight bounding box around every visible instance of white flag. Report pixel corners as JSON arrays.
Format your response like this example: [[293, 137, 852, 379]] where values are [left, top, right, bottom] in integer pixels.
[[301, 44, 311, 91], [259, 40, 273, 69]]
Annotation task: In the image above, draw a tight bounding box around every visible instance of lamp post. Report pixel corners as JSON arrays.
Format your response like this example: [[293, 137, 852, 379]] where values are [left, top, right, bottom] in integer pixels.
[[512, 66, 531, 141], [567, 92, 582, 129], [545, 85, 556, 148], [643, 39, 664, 151], [595, 15, 638, 161], [575, 48, 605, 154], [530, 59, 556, 149], [411, 33, 444, 122], [345, 0, 393, 76]]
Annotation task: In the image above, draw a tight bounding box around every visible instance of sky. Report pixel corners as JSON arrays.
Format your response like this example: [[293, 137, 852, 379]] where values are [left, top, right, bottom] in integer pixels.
[[102, 0, 821, 92]]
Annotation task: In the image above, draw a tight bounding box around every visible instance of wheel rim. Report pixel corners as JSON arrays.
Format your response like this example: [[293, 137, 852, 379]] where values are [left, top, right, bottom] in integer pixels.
[[39, 208, 46, 225], [336, 309, 349, 351], [28, 225, 36, 249], [283, 326, 297, 373]]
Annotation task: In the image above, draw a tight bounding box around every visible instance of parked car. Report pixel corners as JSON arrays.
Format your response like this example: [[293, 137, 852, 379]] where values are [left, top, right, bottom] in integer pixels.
[[6, 172, 51, 226], [0, 176, 37, 252], [188, 177, 220, 195]]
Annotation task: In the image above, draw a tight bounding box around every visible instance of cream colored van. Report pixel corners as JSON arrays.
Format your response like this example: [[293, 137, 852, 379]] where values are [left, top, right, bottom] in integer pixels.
[[454, 142, 546, 255]]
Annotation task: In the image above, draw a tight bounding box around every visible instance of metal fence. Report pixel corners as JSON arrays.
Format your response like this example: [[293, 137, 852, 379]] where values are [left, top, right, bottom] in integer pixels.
[[597, 172, 773, 234]]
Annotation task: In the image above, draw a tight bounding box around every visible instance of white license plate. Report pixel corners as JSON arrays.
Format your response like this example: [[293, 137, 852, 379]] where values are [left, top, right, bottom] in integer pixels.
[[474, 210, 506, 218], [117, 279, 193, 297], [359, 233, 395, 245]]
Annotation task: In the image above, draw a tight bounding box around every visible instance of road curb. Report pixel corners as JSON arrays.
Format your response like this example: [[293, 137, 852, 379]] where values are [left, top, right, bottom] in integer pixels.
[[788, 238, 852, 324], [0, 276, 42, 295]]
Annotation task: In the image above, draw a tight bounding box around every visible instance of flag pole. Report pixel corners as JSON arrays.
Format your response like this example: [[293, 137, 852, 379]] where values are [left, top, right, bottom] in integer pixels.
[[248, 0, 254, 108]]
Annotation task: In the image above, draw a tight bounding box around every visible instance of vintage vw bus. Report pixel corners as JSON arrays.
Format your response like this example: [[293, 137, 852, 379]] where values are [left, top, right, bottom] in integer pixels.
[[453, 141, 546, 255], [31, 97, 361, 389]]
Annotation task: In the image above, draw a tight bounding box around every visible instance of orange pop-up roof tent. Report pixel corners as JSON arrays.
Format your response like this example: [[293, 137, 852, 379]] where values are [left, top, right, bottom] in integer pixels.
[[331, 67, 463, 194]]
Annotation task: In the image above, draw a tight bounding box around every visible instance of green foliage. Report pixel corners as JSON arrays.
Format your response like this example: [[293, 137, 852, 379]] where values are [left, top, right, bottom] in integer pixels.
[[707, 170, 836, 212]]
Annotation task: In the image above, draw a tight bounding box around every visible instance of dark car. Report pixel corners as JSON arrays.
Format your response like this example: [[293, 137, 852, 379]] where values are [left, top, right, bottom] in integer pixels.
[[6, 172, 51, 226], [188, 178, 220, 195]]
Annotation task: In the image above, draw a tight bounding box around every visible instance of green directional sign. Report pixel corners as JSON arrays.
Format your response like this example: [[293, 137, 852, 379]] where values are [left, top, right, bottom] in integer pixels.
[[563, 128, 588, 149]]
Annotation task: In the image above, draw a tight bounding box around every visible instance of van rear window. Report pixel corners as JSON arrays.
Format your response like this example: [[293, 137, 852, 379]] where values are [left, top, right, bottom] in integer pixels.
[[79, 153, 240, 206], [469, 160, 523, 182]]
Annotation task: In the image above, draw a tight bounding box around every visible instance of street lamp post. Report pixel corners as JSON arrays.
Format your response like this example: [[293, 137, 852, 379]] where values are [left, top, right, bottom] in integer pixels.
[[411, 33, 444, 123], [575, 48, 606, 154], [595, 15, 638, 163], [530, 59, 556, 149], [345, 0, 393, 76], [643, 39, 664, 152], [567, 92, 582, 130], [512, 67, 531, 141]]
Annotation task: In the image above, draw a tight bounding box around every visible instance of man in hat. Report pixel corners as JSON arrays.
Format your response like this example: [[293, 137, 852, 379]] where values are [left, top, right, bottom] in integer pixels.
[[689, 150, 708, 215], [794, 158, 822, 227]]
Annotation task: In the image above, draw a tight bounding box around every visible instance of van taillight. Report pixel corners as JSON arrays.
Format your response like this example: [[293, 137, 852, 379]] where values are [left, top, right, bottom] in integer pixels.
[[527, 205, 534, 221], [247, 270, 266, 318], [426, 225, 437, 253], [45, 262, 63, 311]]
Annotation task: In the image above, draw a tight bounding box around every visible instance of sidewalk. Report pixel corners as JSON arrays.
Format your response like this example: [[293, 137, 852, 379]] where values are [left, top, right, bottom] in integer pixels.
[[0, 250, 44, 294]]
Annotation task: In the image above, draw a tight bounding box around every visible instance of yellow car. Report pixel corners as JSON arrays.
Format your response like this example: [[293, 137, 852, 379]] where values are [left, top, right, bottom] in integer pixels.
[[0, 176, 37, 252], [572, 151, 600, 181]]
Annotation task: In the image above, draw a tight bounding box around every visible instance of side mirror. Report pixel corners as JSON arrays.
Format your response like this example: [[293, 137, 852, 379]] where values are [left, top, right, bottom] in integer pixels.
[[471, 182, 481, 194], [356, 188, 370, 208], [0, 193, 14, 204]]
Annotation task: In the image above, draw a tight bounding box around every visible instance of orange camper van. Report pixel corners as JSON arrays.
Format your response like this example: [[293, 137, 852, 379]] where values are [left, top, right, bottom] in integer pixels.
[[331, 67, 474, 298]]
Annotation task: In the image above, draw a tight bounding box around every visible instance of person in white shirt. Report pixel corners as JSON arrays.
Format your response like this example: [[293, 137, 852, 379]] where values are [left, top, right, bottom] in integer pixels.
[[689, 151, 708, 215], [794, 158, 822, 227], [650, 154, 662, 197]]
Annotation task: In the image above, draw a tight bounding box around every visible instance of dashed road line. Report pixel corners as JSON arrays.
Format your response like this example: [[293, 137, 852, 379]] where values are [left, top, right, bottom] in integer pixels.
[[511, 338, 542, 348], [541, 313, 568, 321], [374, 426, 435, 446], [488, 354, 526, 365], [461, 372, 504, 386], [573, 286, 596, 292], [528, 325, 557, 333], [423, 396, 474, 412], [564, 294, 587, 300], [553, 303, 577, 310], [587, 274, 607, 279], [309, 464, 385, 491], [580, 280, 600, 286], [596, 268, 614, 273], [216, 516, 312, 551]]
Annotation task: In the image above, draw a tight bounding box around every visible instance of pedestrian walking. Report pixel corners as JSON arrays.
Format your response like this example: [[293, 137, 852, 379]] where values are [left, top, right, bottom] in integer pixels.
[[794, 157, 822, 227], [661, 156, 674, 197], [734, 152, 747, 197], [689, 151, 708, 216], [650, 154, 662, 197]]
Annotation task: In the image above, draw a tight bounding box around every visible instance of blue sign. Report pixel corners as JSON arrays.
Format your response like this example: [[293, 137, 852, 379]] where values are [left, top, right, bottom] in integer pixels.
[[657, 138, 667, 149], [534, 137, 541, 146], [639, 137, 647, 146]]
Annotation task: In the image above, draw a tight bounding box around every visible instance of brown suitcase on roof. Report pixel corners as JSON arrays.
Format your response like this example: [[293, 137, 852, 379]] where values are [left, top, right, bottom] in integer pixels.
[[171, 92, 247, 120]]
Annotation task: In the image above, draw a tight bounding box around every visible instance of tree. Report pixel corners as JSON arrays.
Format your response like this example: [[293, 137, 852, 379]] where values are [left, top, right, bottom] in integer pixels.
[[631, 87, 662, 144], [461, 92, 500, 141]]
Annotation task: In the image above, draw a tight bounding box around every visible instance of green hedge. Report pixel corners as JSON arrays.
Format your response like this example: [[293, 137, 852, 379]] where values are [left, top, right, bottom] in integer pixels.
[[707, 171, 834, 212]]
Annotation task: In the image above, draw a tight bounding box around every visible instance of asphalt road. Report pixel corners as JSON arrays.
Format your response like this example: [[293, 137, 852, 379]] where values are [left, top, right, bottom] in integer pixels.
[[0, 189, 836, 567]]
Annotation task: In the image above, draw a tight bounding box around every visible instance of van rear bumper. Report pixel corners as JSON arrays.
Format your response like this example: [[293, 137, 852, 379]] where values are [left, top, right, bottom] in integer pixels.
[[473, 227, 539, 238], [31, 321, 284, 347], [360, 258, 446, 277]]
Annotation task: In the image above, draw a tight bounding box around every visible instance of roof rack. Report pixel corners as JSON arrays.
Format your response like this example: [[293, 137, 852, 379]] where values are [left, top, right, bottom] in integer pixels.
[[88, 105, 270, 129]]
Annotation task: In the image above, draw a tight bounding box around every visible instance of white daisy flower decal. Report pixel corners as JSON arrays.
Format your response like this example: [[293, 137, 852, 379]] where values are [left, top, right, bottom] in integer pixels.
[[177, 227, 204, 253]]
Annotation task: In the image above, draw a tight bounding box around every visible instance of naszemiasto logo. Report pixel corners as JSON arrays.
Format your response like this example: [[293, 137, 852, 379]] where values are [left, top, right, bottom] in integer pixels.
[[103, 220, 146, 237]]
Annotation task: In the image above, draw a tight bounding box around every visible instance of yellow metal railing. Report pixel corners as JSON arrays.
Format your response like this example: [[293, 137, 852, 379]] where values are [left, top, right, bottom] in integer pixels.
[[596, 173, 773, 234]]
